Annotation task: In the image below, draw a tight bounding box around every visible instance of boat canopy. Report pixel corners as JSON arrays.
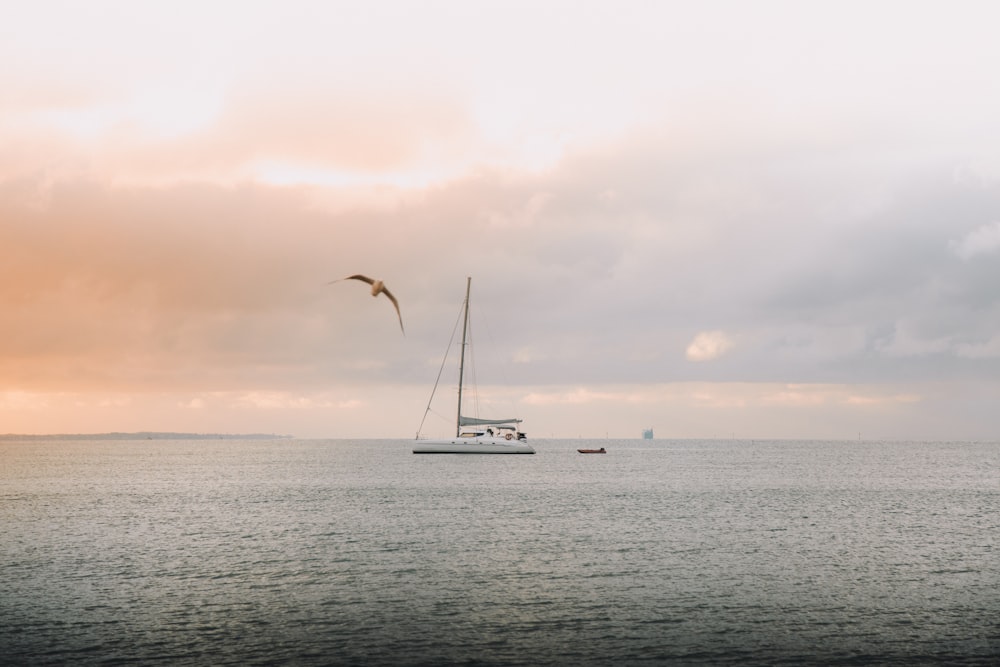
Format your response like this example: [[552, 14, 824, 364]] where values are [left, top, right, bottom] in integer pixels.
[[459, 415, 522, 427]]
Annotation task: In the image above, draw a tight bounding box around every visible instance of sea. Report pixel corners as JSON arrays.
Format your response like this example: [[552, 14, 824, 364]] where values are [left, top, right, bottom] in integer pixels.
[[1, 437, 998, 666]]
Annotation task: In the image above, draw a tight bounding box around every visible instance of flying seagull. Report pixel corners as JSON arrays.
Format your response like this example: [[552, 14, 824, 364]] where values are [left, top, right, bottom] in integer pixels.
[[330, 274, 405, 334]]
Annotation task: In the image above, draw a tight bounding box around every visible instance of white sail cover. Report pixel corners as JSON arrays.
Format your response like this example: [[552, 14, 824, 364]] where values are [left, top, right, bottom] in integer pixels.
[[459, 416, 522, 426]]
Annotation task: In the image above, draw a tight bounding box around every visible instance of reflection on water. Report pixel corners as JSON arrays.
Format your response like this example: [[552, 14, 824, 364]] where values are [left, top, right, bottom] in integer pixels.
[[2, 438, 998, 665]]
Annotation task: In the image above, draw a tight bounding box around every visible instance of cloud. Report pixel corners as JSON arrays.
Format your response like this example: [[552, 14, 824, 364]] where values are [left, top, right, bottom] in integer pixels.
[[844, 393, 921, 406], [685, 331, 735, 362], [954, 336, 1000, 359], [759, 385, 920, 408], [0, 391, 50, 411], [522, 387, 652, 406], [6, 1, 1000, 438], [5, 126, 1000, 406], [231, 392, 336, 410], [950, 221, 1000, 260], [873, 322, 952, 358]]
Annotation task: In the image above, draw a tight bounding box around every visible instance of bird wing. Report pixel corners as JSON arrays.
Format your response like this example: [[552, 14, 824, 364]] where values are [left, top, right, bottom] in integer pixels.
[[379, 286, 405, 335], [328, 274, 404, 335], [341, 274, 375, 285]]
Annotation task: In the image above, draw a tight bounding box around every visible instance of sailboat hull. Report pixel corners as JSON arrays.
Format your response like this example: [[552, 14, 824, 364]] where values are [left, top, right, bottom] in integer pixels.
[[413, 438, 534, 454]]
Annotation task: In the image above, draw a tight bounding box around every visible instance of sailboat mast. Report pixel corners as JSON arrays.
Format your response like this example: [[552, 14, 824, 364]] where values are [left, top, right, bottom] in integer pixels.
[[455, 276, 472, 436]]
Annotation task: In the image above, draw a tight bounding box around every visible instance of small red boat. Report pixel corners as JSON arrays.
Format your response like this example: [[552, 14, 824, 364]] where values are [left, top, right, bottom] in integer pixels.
[[577, 447, 606, 454]]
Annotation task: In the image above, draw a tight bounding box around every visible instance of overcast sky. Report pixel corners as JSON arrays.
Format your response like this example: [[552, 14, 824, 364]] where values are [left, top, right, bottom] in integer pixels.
[[3, 0, 1000, 439]]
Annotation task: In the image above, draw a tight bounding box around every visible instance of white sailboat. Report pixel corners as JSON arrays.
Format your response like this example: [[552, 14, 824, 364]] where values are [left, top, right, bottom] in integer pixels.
[[413, 277, 534, 454]]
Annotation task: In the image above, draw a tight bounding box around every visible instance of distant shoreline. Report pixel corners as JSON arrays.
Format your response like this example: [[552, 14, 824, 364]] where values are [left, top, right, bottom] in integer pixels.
[[0, 432, 294, 441]]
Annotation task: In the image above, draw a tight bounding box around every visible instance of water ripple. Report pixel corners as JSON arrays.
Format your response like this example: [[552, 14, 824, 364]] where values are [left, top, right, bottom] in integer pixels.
[[2, 438, 998, 665]]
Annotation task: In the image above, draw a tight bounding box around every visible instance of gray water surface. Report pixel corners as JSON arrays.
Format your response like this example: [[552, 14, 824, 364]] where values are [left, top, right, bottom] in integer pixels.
[[2, 438, 998, 665]]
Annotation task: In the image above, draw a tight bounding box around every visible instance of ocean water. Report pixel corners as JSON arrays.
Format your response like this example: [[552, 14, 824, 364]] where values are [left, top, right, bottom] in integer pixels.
[[1, 438, 998, 666]]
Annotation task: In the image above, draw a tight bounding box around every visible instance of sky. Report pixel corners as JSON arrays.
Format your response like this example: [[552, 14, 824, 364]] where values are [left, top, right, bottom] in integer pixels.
[[3, 0, 1000, 439]]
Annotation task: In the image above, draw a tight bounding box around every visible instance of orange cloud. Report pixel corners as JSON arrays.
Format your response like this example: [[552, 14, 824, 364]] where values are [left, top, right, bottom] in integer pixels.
[[0, 83, 474, 188], [0, 175, 403, 393]]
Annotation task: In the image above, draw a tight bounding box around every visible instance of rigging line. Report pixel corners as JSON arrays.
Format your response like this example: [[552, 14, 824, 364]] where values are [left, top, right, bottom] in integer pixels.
[[416, 294, 466, 436], [423, 406, 449, 427]]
